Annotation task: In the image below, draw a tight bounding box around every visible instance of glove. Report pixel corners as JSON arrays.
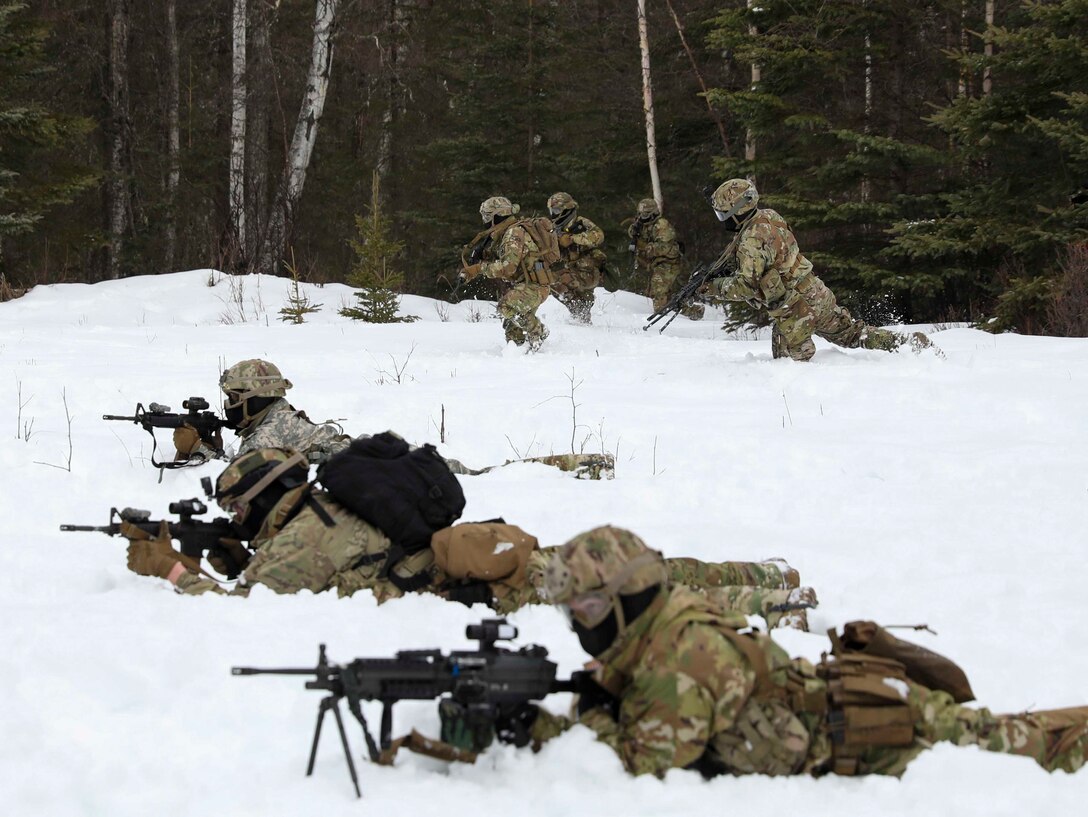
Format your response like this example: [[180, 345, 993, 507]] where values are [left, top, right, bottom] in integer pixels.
[[172, 424, 202, 458], [439, 699, 496, 753], [558, 233, 574, 248], [443, 582, 494, 608], [572, 670, 620, 719], [493, 702, 540, 748], [123, 521, 182, 579], [461, 263, 482, 281], [207, 538, 251, 579]]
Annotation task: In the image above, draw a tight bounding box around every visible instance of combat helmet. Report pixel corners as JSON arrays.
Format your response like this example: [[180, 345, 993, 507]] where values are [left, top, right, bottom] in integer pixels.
[[479, 196, 520, 224], [219, 359, 293, 430], [215, 447, 310, 537], [543, 526, 667, 633], [710, 179, 759, 226], [636, 198, 661, 221], [547, 192, 578, 229]]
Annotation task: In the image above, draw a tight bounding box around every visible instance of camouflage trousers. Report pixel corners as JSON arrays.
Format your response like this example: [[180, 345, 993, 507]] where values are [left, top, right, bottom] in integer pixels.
[[498, 281, 551, 349], [664, 556, 798, 591], [769, 275, 902, 361], [649, 261, 703, 320], [851, 683, 1088, 776], [552, 263, 599, 325]]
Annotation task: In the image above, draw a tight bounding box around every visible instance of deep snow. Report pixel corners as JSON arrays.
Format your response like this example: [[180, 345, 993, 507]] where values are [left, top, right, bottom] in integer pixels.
[[0, 269, 1085, 815]]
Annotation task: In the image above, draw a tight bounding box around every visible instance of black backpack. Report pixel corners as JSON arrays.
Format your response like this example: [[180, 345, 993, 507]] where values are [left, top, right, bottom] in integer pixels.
[[316, 432, 466, 584]]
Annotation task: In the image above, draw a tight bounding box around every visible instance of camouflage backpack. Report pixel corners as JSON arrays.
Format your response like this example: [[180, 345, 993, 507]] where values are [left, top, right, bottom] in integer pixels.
[[516, 216, 563, 283]]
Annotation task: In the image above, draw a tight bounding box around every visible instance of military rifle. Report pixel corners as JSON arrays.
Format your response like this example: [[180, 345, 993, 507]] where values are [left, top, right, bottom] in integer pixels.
[[103, 397, 227, 470], [61, 485, 250, 579], [644, 249, 736, 334], [232, 619, 578, 798]]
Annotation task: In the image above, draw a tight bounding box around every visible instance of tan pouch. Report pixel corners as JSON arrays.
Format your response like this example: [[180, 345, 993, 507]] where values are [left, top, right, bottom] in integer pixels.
[[821, 653, 915, 752], [830, 621, 976, 703], [431, 522, 538, 585]]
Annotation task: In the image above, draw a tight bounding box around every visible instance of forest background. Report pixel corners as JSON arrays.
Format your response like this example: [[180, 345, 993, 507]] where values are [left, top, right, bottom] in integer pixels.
[[0, 0, 1085, 334]]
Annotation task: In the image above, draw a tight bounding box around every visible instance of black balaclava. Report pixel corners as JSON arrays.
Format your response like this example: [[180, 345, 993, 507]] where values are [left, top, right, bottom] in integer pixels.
[[721, 208, 756, 233], [572, 584, 661, 657], [224, 394, 278, 430]]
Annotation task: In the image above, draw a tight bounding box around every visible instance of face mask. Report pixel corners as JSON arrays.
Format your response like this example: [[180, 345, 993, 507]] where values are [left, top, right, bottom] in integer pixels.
[[573, 610, 619, 658]]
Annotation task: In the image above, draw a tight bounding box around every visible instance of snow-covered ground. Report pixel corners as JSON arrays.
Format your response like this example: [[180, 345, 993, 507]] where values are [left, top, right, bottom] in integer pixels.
[[1, 269, 1085, 815]]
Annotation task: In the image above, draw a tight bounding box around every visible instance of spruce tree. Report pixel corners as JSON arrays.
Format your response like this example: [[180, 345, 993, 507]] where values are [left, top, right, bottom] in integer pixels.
[[885, 0, 1088, 333], [0, 2, 95, 276], [340, 173, 416, 323]]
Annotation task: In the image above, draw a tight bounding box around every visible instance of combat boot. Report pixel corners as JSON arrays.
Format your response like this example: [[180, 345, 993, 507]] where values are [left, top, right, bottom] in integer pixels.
[[766, 586, 818, 631], [760, 558, 801, 589]]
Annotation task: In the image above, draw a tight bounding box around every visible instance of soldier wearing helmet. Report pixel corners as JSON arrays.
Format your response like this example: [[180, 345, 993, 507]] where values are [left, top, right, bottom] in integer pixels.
[[628, 198, 704, 321], [461, 196, 556, 351], [511, 526, 1088, 780], [123, 456, 809, 614], [124, 446, 439, 600], [172, 358, 351, 465], [546, 192, 606, 325], [705, 179, 935, 360], [172, 358, 618, 479]]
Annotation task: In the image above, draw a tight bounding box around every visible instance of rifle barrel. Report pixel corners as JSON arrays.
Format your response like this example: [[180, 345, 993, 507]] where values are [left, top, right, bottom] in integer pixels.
[[59, 524, 110, 532], [102, 414, 138, 421], [231, 667, 321, 676]]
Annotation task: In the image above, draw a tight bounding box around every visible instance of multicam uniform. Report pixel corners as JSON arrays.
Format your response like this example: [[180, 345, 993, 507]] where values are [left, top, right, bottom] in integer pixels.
[[552, 215, 605, 324], [709, 209, 905, 361], [629, 215, 685, 313], [174, 475, 806, 625], [175, 490, 429, 602], [533, 529, 1088, 778], [478, 219, 554, 350]]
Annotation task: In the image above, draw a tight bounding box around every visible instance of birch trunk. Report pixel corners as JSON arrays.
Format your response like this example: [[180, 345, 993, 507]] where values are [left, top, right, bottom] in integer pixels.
[[745, 0, 759, 170], [257, 0, 339, 276], [164, 0, 180, 271], [861, 30, 872, 203], [229, 0, 248, 269], [636, 0, 662, 210], [983, 0, 994, 96], [106, 0, 131, 280]]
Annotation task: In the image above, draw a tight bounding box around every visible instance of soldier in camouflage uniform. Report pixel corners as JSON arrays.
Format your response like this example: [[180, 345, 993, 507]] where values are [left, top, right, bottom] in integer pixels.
[[628, 198, 703, 321], [516, 526, 1088, 778], [175, 358, 613, 478], [461, 196, 554, 351], [547, 192, 605, 325], [705, 180, 935, 360], [173, 358, 350, 466], [123, 449, 812, 628]]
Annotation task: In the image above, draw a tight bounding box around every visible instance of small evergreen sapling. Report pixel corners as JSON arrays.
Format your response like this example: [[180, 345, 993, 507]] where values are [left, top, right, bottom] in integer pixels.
[[278, 249, 322, 324], [340, 173, 417, 323]]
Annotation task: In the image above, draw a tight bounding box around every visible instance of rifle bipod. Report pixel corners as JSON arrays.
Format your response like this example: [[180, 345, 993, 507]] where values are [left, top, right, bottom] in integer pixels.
[[306, 694, 362, 798]]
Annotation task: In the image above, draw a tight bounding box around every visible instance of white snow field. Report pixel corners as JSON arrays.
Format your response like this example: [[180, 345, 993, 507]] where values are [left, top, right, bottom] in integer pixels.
[[0, 269, 1085, 816]]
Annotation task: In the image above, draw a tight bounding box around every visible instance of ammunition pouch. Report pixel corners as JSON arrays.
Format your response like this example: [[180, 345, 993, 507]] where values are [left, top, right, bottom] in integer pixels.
[[819, 653, 915, 775], [527, 260, 556, 287]]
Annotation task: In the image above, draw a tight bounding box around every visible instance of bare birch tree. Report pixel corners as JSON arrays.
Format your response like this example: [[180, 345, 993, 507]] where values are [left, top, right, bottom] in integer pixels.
[[106, 0, 131, 279], [637, 0, 662, 209], [164, 0, 180, 271], [230, 0, 248, 269], [256, 0, 340, 276]]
